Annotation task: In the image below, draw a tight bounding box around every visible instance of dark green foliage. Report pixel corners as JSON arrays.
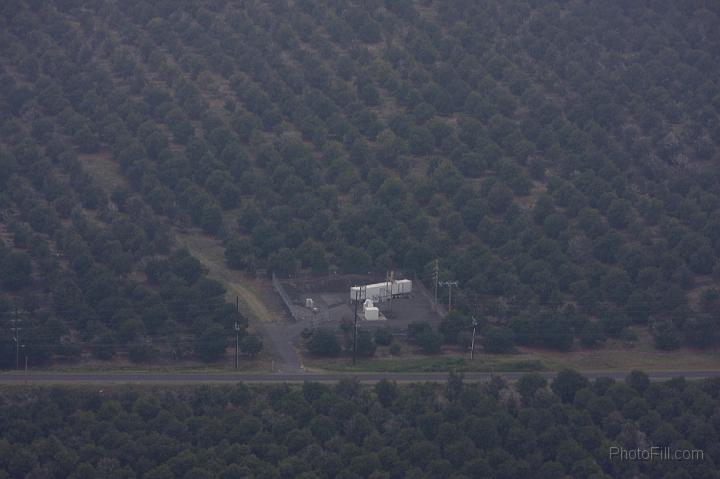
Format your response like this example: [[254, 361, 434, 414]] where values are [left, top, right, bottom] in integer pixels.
[[196, 324, 227, 362], [240, 334, 263, 358], [374, 326, 393, 346], [171, 250, 203, 284], [1, 376, 719, 478], [516, 373, 547, 404], [407, 322, 432, 342], [374, 379, 398, 407], [417, 330, 442, 354], [356, 329, 376, 357], [306, 328, 341, 357], [0, 251, 32, 290], [128, 339, 156, 363], [407, 321, 442, 353], [654, 321, 681, 351], [625, 370, 650, 394], [224, 237, 254, 270], [198, 202, 222, 234], [552, 369, 589, 403], [579, 321, 605, 348], [340, 246, 372, 274], [482, 326, 515, 354], [1, 0, 720, 365], [439, 311, 470, 344]]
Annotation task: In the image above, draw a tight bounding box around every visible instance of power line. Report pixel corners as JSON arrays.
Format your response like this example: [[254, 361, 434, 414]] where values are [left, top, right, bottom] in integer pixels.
[[439, 280, 459, 311], [432, 259, 439, 312]]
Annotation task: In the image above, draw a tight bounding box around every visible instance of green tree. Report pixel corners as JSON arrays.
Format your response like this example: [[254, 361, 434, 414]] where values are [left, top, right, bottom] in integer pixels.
[[482, 326, 515, 353], [439, 311, 470, 344], [306, 329, 341, 357], [607, 199, 632, 229], [516, 373, 547, 404], [551, 369, 589, 403], [200, 203, 223, 235], [340, 246, 372, 274], [417, 330, 442, 354], [374, 326, 393, 346], [196, 324, 227, 362], [487, 184, 514, 214], [356, 329, 376, 357], [240, 334, 263, 358], [375, 379, 398, 407], [1, 251, 32, 290], [625, 370, 650, 394], [579, 321, 604, 348]]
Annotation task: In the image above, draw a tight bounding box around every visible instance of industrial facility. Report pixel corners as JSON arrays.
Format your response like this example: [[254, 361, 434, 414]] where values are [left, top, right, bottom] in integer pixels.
[[274, 274, 436, 330]]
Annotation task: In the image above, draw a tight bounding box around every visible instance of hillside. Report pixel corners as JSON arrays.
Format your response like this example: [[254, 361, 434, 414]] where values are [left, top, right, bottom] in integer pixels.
[[1, 0, 720, 364]]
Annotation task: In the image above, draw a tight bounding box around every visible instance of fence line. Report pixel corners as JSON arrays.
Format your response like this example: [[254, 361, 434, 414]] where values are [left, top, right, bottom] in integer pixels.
[[272, 273, 301, 321]]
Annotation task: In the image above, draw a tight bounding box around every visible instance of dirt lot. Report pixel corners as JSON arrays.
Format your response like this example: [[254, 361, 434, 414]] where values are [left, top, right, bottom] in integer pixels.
[[279, 275, 442, 332]]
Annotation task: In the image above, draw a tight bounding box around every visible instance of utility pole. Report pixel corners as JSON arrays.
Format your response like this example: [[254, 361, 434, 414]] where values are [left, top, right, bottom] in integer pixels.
[[234, 321, 240, 369], [234, 296, 240, 370], [387, 270, 395, 315], [439, 281, 459, 311], [352, 287, 360, 365], [470, 316, 478, 360], [432, 259, 439, 311], [11, 306, 21, 370]]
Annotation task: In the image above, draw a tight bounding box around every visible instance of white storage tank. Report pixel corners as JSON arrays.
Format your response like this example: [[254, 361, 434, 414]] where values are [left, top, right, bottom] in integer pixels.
[[365, 307, 379, 320], [363, 299, 380, 320]]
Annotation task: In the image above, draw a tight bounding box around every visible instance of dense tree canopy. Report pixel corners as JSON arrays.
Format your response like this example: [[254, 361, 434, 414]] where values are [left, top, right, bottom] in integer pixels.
[[1, 0, 720, 360], [0, 375, 716, 478]]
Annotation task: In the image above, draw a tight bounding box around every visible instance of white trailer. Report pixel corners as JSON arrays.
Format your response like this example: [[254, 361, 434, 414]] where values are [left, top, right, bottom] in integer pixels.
[[351, 283, 389, 302], [350, 279, 412, 302], [394, 279, 412, 296]]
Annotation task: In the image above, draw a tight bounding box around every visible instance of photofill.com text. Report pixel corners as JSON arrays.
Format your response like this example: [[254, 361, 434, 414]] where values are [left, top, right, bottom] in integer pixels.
[[609, 446, 704, 461]]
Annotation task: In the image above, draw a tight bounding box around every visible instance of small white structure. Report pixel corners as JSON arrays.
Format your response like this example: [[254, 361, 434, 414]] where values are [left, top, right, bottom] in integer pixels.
[[350, 279, 412, 302], [363, 299, 380, 321], [305, 298, 314, 308], [395, 279, 412, 295]]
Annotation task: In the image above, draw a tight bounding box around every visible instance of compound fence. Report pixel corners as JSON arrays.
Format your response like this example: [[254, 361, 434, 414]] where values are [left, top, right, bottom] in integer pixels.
[[272, 273, 301, 321]]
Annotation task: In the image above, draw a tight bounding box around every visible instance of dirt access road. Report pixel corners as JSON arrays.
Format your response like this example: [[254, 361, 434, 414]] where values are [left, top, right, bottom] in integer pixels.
[[174, 232, 306, 373]]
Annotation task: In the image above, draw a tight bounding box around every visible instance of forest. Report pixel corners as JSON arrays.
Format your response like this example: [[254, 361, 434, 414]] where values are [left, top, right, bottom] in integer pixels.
[[1, 0, 720, 365], [0, 372, 718, 479]]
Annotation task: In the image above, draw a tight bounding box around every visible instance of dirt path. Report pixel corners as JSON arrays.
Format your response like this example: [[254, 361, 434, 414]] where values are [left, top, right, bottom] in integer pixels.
[[174, 232, 304, 373], [175, 233, 275, 323]]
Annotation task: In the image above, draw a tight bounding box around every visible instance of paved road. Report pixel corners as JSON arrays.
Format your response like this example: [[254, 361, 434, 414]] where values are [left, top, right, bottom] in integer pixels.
[[0, 370, 718, 384]]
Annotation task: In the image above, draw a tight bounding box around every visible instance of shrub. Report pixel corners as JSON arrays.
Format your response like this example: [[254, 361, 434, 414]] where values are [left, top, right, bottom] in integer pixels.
[[374, 326, 393, 346], [306, 328, 341, 357], [417, 331, 442, 354], [482, 326, 515, 354]]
